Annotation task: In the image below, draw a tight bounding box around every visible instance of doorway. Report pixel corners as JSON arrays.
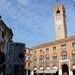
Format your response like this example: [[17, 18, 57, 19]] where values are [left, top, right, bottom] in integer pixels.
[[72, 70, 75, 75], [62, 64, 69, 75], [28, 70, 31, 75], [34, 70, 37, 75]]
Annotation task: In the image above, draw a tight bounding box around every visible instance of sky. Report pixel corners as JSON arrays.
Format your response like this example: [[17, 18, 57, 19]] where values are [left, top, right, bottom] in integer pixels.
[[0, 0, 75, 48]]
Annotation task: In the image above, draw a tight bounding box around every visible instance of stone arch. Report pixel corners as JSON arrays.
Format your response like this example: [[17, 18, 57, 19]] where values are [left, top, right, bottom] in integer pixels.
[[33, 66, 37, 75], [53, 65, 58, 70], [39, 66, 43, 70], [45, 65, 50, 70], [33, 66, 37, 70], [62, 64, 69, 75]]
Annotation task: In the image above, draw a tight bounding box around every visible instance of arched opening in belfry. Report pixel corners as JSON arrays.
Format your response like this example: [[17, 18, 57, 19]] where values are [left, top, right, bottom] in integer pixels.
[[62, 64, 69, 75], [56, 8, 60, 14]]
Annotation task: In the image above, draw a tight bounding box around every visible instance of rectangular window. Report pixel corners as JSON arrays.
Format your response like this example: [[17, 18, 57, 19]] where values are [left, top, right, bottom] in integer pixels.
[[72, 42, 75, 49], [46, 57, 50, 60], [34, 59, 37, 62], [53, 46, 56, 50], [29, 50, 30, 53], [2, 31, 4, 39], [39, 55, 43, 63], [46, 48, 49, 52], [39, 58, 43, 63], [62, 54, 67, 60], [61, 44, 66, 51], [40, 49, 42, 53], [52, 56, 57, 61], [34, 51, 36, 54], [72, 53, 75, 59]]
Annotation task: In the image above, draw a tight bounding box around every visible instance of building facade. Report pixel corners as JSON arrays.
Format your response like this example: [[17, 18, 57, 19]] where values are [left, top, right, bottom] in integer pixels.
[[25, 48, 33, 75], [6, 42, 25, 75], [26, 4, 75, 75], [0, 17, 13, 75]]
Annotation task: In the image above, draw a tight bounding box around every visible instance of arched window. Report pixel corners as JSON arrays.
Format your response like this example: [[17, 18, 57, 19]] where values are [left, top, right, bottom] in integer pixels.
[[56, 9, 60, 14], [62, 52, 67, 60]]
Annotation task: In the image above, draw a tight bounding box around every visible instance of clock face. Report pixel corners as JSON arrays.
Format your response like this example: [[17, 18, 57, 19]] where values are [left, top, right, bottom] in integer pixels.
[[56, 20, 62, 30], [56, 20, 62, 25]]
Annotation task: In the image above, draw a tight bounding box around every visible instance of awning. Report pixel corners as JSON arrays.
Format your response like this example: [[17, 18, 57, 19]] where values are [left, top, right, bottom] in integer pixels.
[[36, 69, 57, 74]]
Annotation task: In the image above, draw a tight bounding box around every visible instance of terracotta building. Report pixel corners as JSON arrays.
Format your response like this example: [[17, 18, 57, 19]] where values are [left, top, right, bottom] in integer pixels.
[[25, 48, 33, 75], [25, 4, 75, 75]]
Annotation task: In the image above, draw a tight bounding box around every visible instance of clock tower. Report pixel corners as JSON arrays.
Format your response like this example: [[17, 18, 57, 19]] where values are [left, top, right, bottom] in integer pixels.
[[54, 4, 67, 40]]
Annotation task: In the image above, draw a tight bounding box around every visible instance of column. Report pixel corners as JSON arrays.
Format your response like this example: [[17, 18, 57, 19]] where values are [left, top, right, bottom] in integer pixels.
[[26, 70, 28, 75], [31, 70, 34, 75], [68, 59, 73, 75], [69, 70, 73, 75], [59, 69, 62, 75], [59, 60, 62, 75]]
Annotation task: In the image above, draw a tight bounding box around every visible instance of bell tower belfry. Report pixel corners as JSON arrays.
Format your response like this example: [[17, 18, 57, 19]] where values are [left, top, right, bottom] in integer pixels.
[[54, 4, 67, 40]]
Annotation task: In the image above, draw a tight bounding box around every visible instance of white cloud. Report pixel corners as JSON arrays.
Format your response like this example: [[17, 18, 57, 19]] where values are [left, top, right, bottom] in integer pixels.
[[17, 0, 29, 5]]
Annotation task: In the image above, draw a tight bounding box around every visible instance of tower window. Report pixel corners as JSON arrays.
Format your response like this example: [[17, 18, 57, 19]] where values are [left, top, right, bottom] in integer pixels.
[[56, 10, 60, 14], [61, 44, 66, 51], [72, 42, 75, 49]]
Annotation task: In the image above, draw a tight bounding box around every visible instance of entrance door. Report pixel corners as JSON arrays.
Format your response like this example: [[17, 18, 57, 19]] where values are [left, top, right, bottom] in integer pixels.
[[28, 70, 31, 75], [46, 73, 51, 75], [39, 73, 43, 75], [62, 64, 69, 75], [34, 70, 37, 75], [72, 70, 75, 75]]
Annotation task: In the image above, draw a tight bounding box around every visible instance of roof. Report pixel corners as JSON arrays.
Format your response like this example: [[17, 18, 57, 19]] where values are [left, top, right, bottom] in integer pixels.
[[0, 19, 13, 36], [33, 36, 75, 49], [26, 47, 33, 50]]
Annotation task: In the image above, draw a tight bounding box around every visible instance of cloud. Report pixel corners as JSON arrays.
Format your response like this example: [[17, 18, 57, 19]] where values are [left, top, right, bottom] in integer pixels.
[[17, 0, 29, 5]]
